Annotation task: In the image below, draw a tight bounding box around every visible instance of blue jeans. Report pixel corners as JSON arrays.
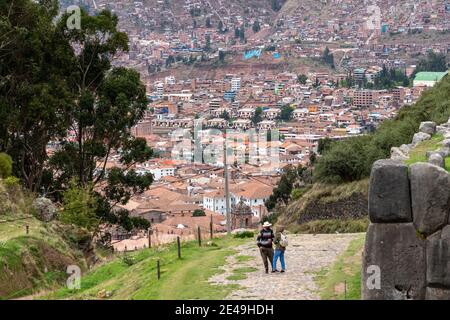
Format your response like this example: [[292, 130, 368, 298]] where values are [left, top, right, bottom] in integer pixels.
[[272, 249, 285, 271]]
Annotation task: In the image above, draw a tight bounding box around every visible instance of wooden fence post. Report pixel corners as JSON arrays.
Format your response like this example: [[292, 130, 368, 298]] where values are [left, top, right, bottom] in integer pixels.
[[210, 215, 213, 239], [157, 260, 161, 280], [148, 228, 152, 248], [25, 225, 29, 235], [344, 280, 347, 300], [198, 226, 201, 247], [177, 236, 181, 259]]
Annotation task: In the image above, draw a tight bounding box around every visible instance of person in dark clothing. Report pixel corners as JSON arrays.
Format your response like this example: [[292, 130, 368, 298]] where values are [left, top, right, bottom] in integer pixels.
[[256, 221, 274, 274]]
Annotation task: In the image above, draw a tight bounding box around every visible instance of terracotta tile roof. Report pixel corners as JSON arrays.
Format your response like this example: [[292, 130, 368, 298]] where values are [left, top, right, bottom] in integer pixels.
[[233, 181, 273, 199]]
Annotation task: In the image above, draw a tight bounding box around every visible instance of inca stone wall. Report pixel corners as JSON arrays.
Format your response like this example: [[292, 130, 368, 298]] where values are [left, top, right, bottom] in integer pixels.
[[362, 121, 450, 300]]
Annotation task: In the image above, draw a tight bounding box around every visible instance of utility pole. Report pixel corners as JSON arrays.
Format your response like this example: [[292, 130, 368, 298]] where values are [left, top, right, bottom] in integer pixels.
[[224, 134, 231, 235]]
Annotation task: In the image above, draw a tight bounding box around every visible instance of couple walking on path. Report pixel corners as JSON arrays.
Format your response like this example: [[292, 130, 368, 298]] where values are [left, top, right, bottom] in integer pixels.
[[256, 221, 288, 273]]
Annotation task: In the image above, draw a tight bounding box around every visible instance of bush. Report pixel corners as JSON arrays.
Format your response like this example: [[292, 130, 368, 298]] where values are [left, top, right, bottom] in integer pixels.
[[314, 135, 383, 183], [0, 153, 13, 178], [291, 186, 311, 201], [3, 176, 20, 189], [121, 254, 135, 266], [233, 231, 254, 238], [192, 209, 206, 217], [60, 180, 98, 231]]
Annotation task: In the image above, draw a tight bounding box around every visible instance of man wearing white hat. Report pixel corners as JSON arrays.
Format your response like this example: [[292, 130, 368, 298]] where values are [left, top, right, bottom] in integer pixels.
[[256, 221, 275, 274]]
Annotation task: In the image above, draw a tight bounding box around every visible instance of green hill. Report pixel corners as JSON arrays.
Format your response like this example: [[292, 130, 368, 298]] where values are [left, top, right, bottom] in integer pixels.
[[278, 179, 369, 233], [0, 182, 88, 299]]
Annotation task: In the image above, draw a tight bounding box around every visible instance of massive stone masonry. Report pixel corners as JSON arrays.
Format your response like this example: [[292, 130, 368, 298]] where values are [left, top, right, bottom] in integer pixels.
[[363, 120, 450, 300]]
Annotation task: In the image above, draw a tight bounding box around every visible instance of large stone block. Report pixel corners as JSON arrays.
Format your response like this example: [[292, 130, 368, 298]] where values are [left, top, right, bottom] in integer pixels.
[[390, 147, 408, 161], [419, 121, 436, 135], [436, 126, 449, 135], [426, 287, 450, 300], [362, 223, 427, 300], [410, 163, 450, 235], [369, 159, 412, 223], [428, 153, 445, 168], [427, 237, 450, 287], [442, 139, 450, 149], [399, 144, 412, 155], [412, 132, 431, 145], [426, 150, 448, 159], [441, 225, 450, 239]]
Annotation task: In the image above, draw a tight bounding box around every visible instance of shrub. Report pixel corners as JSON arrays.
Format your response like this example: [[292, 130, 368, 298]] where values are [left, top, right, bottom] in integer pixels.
[[0, 153, 13, 178], [121, 254, 135, 266], [291, 186, 311, 201], [192, 209, 206, 217], [233, 231, 254, 238], [3, 176, 20, 189], [60, 180, 98, 231]]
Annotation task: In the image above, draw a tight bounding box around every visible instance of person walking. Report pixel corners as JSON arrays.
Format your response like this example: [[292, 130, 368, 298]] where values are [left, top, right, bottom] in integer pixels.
[[256, 221, 274, 274], [272, 225, 287, 273]]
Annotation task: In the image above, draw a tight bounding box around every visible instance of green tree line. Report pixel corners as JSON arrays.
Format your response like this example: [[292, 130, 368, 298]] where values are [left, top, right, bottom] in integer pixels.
[[0, 0, 153, 233]]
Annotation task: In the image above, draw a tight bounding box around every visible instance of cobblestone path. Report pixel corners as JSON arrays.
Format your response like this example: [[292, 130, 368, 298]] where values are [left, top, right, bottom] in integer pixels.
[[209, 233, 362, 300]]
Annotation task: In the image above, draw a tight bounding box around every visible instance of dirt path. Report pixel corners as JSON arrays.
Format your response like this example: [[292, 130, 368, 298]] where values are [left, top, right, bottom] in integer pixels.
[[209, 233, 362, 300]]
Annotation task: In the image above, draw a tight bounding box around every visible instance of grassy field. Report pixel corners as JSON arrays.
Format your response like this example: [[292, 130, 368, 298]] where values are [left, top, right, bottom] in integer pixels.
[[292, 218, 369, 234], [314, 234, 365, 300], [43, 236, 252, 300]]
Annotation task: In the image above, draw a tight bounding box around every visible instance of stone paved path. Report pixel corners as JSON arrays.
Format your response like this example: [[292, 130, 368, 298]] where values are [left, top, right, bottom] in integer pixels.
[[209, 233, 362, 300]]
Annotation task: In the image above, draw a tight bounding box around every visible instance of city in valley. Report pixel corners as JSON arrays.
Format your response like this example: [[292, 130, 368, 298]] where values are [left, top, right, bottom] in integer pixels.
[[1, 0, 450, 301], [56, 0, 449, 248]]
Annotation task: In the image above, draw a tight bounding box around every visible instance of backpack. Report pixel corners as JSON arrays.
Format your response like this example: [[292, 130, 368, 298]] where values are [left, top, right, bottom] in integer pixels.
[[280, 233, 288, 247]]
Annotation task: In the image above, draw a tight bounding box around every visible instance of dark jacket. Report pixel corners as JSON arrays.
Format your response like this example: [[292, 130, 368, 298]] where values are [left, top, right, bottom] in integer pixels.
[[257, 228, 274, 249]]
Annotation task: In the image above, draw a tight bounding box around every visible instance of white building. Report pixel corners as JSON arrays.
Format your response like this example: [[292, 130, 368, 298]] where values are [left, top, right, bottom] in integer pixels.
[[165, 75, 176, 85], [202, 181, 273, 218], [148, 165, 176, 180], [231, 77, 241, 92], [202, 189, 235, 215], [155, 82, 164, 97]]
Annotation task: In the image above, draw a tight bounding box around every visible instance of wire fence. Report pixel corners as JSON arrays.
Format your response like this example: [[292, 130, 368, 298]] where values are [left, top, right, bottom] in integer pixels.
[[111, 219, 225, 253], [0, 215, 35, 224]]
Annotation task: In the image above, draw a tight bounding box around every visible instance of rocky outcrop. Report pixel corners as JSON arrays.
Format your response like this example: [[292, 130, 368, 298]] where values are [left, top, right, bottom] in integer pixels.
[[33, 197, 57, 222], [362, 160, 450, 300]]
